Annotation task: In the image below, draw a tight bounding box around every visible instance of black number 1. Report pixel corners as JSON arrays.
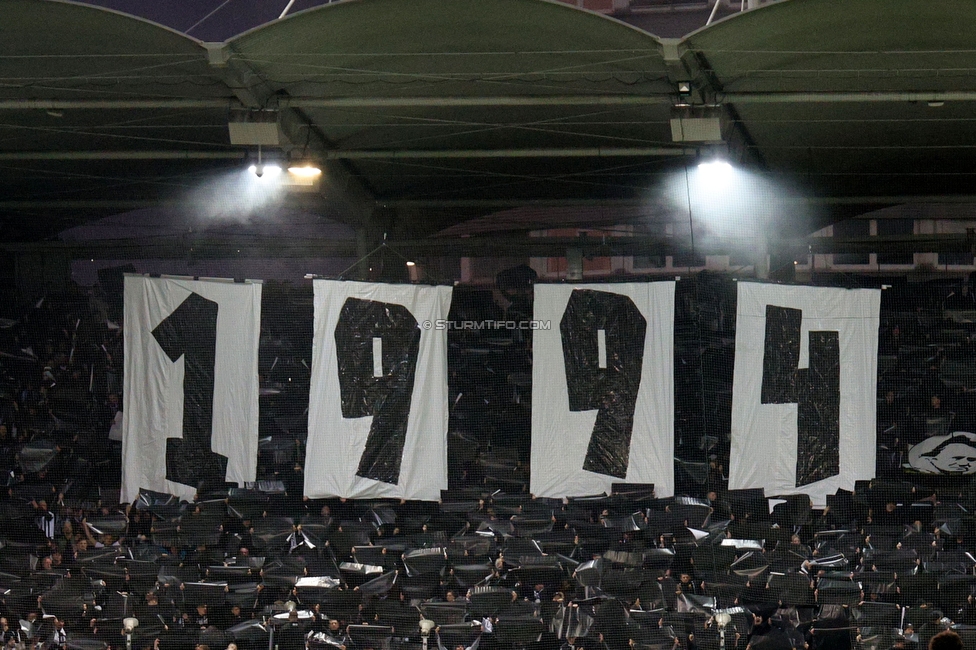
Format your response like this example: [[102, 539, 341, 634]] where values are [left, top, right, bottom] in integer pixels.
[[152, 292, 228, 489], [560, 290, 647, 478]]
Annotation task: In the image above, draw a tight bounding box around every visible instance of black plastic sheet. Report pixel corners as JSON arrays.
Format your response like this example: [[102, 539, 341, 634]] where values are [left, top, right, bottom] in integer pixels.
[[335, 298, 420, 485], [183, 581, 228, 606], [347, 624, 394, 650], [761, 305, 840, 487], [358, 570, 398, 596], [399, 573, 439, 600], [418, 602, 465, 626], [450, 563, 493, 588], [816, 579, 862, 606], [350, 545, 390, 569], [135, 489, 184, 519], [550, 603, 594, 639], [573, 559, 604, 588], [495, 616, 545, 644], [375, 599, 419, 630], [17, 438, 59, 474], [152, 292, 228, 489], [766, 574, 814, 607], [402, 547, 446, 577], [469, 586, 516, 616], [560, 290, 647, 478]]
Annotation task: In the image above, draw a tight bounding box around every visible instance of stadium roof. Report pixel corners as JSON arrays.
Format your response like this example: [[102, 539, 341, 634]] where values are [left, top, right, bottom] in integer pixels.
[[1, 0, 975, 258]]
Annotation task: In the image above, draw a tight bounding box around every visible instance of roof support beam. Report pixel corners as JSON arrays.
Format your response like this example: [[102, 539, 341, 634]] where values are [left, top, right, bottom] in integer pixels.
[[282, 95, 673, 108], [2, 195, 975, 212], [1, 92, 972, 113], [383, 195, 976, 208], [0, 95, 674, 111], [723, 91, 976, 103], [0, 147, 693, 162], [0, 99, 238, 110], [0, 151, 244, 161], [320, 147, 695, 159]]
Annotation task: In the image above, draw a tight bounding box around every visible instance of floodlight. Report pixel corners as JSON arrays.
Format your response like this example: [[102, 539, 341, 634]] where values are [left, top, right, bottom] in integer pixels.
[[248, 164, 281, 179], [714, 612, 731, 628], [697, 160, 733, 176], [123, 618, 139, 633], [419, 620, 436, 636], [287, 165, 322, 178]]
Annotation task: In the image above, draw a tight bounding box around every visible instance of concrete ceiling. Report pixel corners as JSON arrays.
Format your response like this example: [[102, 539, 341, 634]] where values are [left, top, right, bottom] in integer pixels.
[[0, 0, 974, 258]]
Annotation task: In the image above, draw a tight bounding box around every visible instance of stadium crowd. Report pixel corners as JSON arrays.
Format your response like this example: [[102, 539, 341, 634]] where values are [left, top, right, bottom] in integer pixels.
[[0, 276, 975, 650]]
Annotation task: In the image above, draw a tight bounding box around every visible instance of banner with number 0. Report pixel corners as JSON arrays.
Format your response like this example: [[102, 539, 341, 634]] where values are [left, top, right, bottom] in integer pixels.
[[530, 282, 675, 498], [305, 280, 453, 500], [121, 275, 262, 503]]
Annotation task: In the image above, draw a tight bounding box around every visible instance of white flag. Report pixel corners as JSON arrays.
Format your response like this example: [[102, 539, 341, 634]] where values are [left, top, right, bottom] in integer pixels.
[[121, 276, 261, 503], [729, 282, 880, 507], [530, 282, 675, 498], [305, 280, 452, 500]]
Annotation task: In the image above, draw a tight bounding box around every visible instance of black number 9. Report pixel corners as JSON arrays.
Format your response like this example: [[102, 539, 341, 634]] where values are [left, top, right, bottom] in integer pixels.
[[334, 298, 420, 484], [560, 290, 647, 478]]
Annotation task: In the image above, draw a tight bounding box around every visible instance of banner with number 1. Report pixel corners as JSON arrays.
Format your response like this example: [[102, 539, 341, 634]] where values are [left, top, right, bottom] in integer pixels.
[[121, 275, 261, 503]]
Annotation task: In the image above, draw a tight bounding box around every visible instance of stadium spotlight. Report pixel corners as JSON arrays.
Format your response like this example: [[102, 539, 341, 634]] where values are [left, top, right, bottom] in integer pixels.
[[697, 159, 733, 178], [247, 144, 282, 180], [287, 164, 322, 178], [248, 163, 281, 179]]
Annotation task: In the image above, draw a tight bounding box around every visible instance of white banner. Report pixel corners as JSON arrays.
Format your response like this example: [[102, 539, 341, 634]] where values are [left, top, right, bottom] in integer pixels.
[[729, 282, 880, 506], [122, 276, 261, 503], [530, 282, 675, 498], [305, 280, 452, 500]]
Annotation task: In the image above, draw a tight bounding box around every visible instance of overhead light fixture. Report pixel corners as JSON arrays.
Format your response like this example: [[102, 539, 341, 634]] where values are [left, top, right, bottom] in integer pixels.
[[697, 159, 734, 184], [228, 109, 282, 146], [674, 81, 694, 107], [405, 261, 416, 267], [698, 160, 732, 174], [282, 157, 322, 190], [248, 145, 282, 179], [287, 165, 322, 178], [248, 163, 281, 179], [671, 106, 723, 143]]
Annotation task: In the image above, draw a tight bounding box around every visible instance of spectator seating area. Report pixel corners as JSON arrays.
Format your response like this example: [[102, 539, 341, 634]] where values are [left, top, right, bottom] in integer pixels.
[[2, 275, 976, 650]]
